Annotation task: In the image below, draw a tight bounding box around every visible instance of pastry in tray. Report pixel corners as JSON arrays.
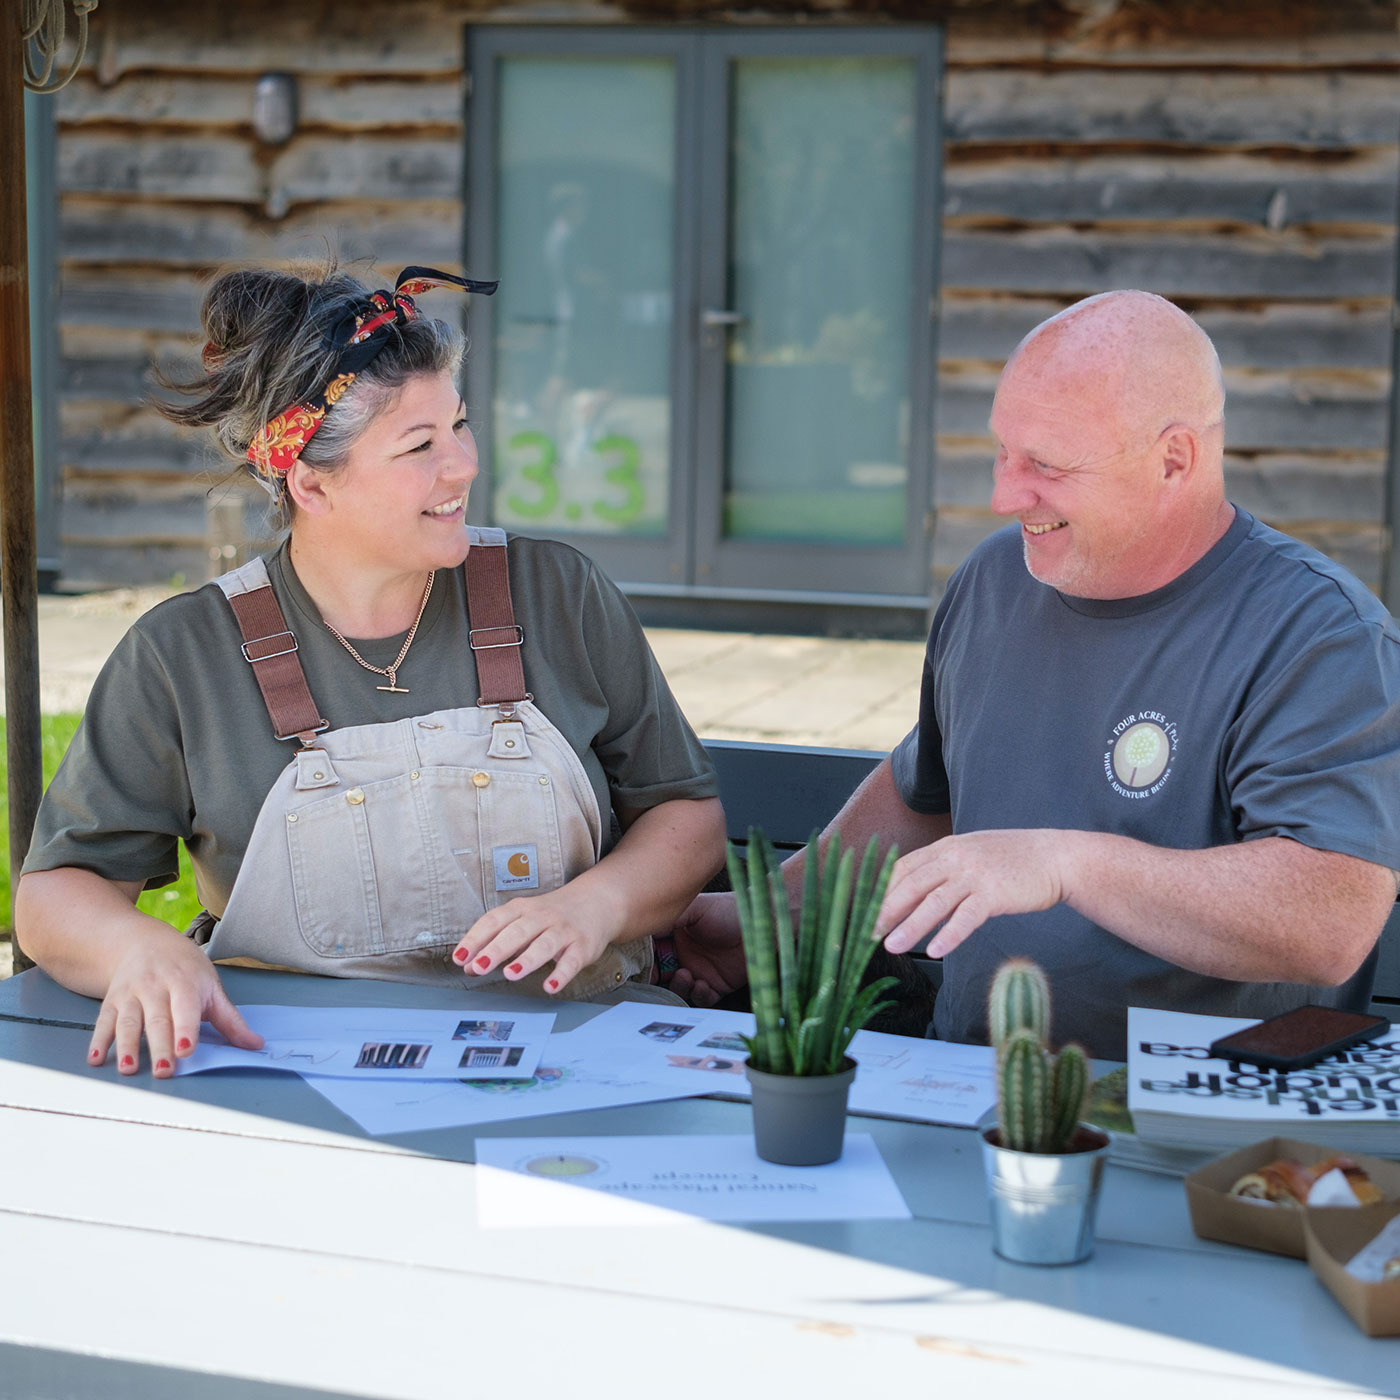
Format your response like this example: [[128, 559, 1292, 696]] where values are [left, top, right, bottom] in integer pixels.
[[1228, 1154, 1383, 1208]]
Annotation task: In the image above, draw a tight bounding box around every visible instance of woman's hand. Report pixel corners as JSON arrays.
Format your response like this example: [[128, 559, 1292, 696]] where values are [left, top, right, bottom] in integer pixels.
[[451, 796, 726, 996], [454, 886, 621, 995], [88, 924, 264, 1077], [16, 867, 263, 1078]]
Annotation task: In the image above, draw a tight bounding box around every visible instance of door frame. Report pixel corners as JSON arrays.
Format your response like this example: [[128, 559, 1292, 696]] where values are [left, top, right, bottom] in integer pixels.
[[465, 24, 943, 609]]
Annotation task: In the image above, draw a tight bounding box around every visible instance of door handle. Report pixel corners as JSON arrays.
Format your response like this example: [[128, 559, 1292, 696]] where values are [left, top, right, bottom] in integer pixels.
[[700, 309, 747, 328]]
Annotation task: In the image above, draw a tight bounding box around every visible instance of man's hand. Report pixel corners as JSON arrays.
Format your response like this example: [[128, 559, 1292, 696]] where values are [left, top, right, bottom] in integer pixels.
[[666, 892, 748, 1007], [878, 829, 1067, 957]]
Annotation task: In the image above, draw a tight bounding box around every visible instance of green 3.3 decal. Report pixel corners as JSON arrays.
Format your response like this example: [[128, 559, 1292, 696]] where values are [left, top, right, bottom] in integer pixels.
[[504, 430, 646, 527]]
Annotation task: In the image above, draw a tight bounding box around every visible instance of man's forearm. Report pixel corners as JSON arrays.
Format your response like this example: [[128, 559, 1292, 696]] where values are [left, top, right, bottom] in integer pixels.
[[780, 757, 951, 899], [1056, 830, 1394, 985]]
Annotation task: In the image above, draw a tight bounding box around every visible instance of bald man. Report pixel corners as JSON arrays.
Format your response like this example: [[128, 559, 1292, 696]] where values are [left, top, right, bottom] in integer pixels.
[[674, 290, 1400, 1060]]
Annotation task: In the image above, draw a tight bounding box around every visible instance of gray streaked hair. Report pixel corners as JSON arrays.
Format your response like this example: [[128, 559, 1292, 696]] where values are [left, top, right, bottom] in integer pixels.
[[154, 259, 465, 513]]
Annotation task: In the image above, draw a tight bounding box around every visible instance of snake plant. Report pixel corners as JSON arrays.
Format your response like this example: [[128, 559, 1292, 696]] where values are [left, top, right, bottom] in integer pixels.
[[729, 828, 899, 1077]]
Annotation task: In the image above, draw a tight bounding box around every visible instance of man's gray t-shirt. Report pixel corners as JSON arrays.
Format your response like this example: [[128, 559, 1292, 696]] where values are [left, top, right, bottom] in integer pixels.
[[25, 536, 719, 916], [892, 508, 1400, 1060]]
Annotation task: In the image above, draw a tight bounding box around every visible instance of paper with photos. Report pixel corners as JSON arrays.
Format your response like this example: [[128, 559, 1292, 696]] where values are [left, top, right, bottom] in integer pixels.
[[179, 1005, 552, 1080]]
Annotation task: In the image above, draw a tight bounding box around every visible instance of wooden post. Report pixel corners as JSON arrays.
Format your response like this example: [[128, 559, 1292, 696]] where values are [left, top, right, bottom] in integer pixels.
[[1, 12, 42, 974]]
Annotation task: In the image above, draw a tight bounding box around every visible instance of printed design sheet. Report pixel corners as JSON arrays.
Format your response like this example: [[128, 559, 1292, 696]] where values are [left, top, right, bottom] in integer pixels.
[[180, 1005, 552, 1081], [475, 1132, 911, 1226]]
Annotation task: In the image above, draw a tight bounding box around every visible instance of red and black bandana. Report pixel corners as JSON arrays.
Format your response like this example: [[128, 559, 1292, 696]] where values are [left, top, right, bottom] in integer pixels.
[[244, 266, 497, 494]]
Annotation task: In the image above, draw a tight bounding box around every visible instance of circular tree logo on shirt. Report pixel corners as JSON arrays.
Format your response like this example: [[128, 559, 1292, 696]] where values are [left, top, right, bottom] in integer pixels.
[[1104, 712, 1177, 798]]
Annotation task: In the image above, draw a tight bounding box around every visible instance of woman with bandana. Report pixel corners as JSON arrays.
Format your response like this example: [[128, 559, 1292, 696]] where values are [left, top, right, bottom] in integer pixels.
[[16, 262, 726, 1076]]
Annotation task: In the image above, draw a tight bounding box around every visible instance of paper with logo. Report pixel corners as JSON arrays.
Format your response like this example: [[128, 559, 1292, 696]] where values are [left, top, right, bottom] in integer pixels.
[[1126, 1007, 1400, 1153], [559, 1003, 999, 1127], [178, 1005, 552, 1080], [474, 1132, 911, 1226]]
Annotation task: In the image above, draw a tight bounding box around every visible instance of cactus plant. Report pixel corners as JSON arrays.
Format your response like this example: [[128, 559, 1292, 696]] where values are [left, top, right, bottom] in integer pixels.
[[728, 827, 899, 1077], [989, 958, 1090, 1154]]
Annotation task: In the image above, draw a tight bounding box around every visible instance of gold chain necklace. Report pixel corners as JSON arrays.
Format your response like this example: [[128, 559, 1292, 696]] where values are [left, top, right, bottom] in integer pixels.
[[323, 571, 436, 694]]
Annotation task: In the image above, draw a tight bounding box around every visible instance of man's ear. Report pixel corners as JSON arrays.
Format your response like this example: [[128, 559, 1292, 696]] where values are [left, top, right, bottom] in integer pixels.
[[1159, 425, 1198, 485], [284, 460, 332, 516]]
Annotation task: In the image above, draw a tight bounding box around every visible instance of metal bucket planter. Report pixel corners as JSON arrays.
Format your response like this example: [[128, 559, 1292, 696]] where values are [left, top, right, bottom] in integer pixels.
[[745, 1057, 857, 1166], [981, 1124, 1111, 1265]]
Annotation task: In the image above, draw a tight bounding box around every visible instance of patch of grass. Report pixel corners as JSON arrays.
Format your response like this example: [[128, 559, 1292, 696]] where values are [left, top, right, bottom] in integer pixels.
[[1, 716, 202, 934]]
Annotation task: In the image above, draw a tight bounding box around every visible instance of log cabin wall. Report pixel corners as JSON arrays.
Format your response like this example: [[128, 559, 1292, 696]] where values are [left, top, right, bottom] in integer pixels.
[[934, 2, 1400, 596], [45, 0, 1400, 604]]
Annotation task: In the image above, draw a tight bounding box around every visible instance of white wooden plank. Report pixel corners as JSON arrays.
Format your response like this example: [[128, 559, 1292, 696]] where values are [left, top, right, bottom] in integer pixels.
[[2, 1111, 1385, 1396]]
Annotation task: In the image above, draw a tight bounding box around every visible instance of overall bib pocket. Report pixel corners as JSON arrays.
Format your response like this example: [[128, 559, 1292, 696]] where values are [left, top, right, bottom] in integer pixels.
[[284, 764, 567, 959]]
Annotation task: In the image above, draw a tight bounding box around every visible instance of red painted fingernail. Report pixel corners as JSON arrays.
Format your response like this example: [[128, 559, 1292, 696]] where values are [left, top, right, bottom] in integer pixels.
[[120, 1055, 134, 1069], [475, 955, 490, 970], [156, 1059, 171, 1072], [88, 1048, 101, 1062], [507, 963, 523, 976], [176, 1037, 192, 1052], [545, 978, 559, 992], [453, 947, 469, 964]]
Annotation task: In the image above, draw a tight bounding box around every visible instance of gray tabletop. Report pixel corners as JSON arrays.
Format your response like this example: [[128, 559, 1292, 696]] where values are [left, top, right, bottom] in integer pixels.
[[2, 967, 1393, 1399]]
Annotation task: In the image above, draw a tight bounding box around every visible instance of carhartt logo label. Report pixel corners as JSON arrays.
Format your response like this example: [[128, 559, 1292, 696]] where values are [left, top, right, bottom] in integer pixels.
[[1104, 712, 1176, 799], [494, 844, 539, 891]]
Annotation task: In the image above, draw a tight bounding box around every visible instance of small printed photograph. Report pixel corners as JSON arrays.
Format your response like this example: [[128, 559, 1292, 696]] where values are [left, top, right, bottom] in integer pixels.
[[639, 1021, 694, 1043], [458, 1045, 527, 1069], [698, 1032, 748, 1053], [454, 1019, 515, 1042], [666, 1053, 745, 1076], [356, 1042, 431, 1070]]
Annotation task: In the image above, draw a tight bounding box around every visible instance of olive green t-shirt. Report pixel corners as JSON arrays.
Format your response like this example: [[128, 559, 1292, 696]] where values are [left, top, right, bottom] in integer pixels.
[[24, 535, 719, 916]]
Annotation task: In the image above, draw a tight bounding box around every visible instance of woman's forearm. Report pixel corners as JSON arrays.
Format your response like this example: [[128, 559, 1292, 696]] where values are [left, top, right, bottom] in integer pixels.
[[583, 796, 727, 943], [15, 867, 185, 999]]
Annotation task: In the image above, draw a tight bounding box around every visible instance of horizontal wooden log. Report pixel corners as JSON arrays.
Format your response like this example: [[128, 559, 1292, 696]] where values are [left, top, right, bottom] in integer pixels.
[[936, 366, 1391, 452], [59, 198, 465, 269], [58, 133, 461, 205], [934, 445, 1386, 522], [937, 295, 1396, 370], [940, 228, 1396, 299], [945, 69, 1400, 147], [944, 152, 1399, 230], [60, 482, 223, 541], [78, 2, 471, 78], [57, 73, 462, 129]]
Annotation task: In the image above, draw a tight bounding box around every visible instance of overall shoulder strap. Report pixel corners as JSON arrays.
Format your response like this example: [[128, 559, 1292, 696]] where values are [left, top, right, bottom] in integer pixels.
[[215, 557, 328, 743], [464, 527, 528, 707]]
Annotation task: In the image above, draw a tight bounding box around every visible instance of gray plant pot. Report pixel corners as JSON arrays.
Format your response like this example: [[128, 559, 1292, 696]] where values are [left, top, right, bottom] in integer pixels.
[[980, 1124, 1111, 1265], [744, 1056, 857, 1166]]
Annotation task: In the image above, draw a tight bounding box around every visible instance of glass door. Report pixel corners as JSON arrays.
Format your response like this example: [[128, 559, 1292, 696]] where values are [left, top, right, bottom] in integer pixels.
[[468, 27, 940, 604], [694, 31, 940, 598]]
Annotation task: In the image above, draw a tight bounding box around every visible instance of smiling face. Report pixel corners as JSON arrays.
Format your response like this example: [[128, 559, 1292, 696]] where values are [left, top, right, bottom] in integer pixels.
[[988, 293, 1228, 600], [989, 352, 1166, 599], [304, 370, 478, 576]]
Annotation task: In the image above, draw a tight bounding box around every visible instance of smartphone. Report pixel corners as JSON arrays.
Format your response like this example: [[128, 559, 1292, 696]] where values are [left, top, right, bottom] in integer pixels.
[[1207, 1005, 1390, 1071]]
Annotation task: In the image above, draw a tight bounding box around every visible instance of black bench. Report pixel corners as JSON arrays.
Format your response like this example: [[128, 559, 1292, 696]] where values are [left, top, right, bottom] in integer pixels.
[[702, 738, 1400, 1024]]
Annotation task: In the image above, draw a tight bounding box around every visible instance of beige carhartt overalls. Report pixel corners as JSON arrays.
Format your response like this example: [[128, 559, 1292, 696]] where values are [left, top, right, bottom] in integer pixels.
[[199, 529, 676, 1004]]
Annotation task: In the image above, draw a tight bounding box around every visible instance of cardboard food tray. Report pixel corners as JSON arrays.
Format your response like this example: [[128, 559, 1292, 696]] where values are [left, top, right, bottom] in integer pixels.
[[1304, 1200, 1400, 1337], [1184, 1136, 1400, 1259]]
